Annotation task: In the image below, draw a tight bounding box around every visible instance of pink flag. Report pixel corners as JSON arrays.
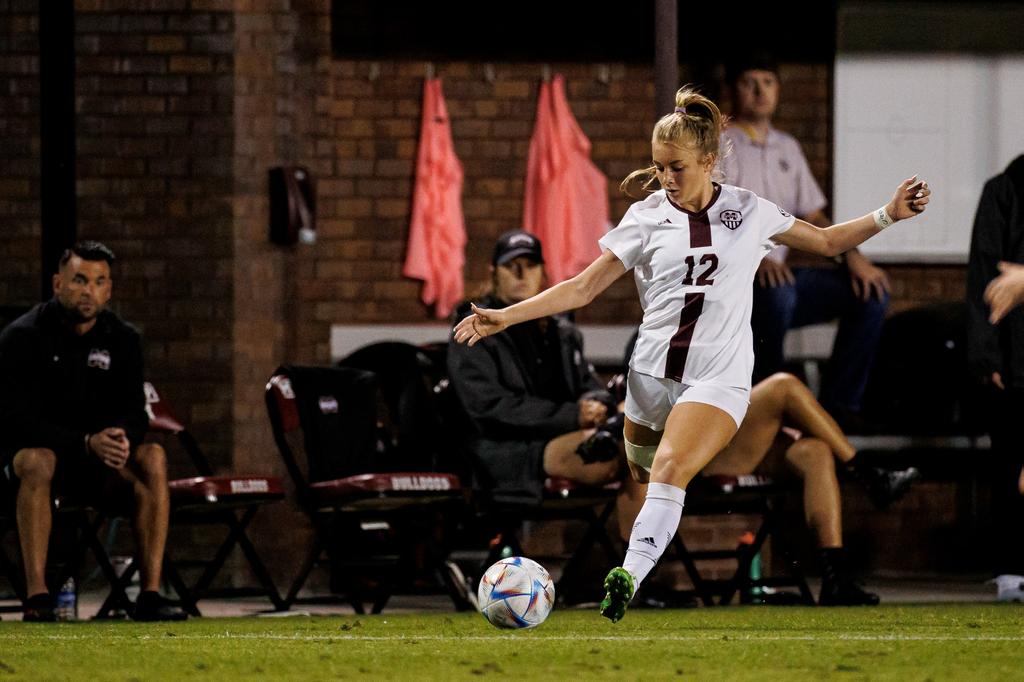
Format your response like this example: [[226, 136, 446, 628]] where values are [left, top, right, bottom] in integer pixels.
[[403, 78, 466, 318], [523, 74, 609, 284]]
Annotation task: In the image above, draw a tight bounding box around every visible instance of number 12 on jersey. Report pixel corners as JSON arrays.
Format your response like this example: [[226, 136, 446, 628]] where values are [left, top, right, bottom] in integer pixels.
[[681, 253, 718, 286]]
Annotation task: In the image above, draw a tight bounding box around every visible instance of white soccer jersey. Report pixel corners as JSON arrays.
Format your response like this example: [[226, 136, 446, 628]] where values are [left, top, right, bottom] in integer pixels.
[[599, 184, 795, 389]]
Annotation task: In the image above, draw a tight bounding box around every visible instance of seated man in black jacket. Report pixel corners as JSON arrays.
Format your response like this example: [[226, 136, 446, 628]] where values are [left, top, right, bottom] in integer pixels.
[[448, 231, 626, 506], [0, 242, 184, 621]]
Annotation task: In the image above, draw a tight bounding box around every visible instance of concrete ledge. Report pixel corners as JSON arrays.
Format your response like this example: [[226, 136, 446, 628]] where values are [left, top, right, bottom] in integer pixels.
[[331, 322, 840, 367], [330, 324, 637, 366]]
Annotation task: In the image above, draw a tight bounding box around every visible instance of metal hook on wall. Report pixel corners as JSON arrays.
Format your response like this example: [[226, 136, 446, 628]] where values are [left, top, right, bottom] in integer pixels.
[[596, 64, 610, 84], [483, 63, 496, 84], [541, 63, 551, 82], [367, 61, 380, 82], [425, 62, 435, 80]]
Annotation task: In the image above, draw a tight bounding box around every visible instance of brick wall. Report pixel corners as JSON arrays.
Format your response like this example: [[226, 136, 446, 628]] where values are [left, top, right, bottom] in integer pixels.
[[0, 0, 40, 306], [73, 0, 237, 469]]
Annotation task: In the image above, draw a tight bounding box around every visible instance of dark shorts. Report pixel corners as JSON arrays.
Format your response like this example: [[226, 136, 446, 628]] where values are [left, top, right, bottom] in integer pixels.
[[1, 446, 135, 512]]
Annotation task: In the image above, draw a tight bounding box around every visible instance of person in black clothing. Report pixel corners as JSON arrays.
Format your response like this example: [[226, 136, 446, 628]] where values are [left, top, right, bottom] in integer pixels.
[[0, 242, 185, 621], [447, 231, 627, 506], [967, 154, 1024, 592]]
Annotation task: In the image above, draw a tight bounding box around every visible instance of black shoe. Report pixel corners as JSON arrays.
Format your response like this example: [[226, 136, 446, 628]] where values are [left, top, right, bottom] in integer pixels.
[[22, 593, 55, 622], [132, 591, 188, 622], [862, 466, 920, 509], [819, 578, 880, 606]]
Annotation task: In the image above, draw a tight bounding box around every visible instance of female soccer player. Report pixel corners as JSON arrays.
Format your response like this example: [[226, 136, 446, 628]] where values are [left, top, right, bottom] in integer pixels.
[[453, 86, 930, 622]]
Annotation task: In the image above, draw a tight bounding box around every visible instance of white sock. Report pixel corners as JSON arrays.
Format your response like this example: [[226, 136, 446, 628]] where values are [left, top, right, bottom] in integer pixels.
[[622, 482, 685, 590]]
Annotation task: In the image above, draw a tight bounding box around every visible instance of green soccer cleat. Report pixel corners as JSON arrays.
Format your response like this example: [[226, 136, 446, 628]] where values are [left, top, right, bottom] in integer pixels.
[[599, 567, 635, 623]]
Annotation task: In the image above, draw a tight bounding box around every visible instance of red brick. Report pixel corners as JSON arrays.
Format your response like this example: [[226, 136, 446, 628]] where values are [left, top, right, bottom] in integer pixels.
[[169, 55, 213, 73]]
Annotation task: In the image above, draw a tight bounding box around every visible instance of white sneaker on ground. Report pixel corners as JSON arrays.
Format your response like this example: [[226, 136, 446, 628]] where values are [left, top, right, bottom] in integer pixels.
[[989, 574, 1024, 602]]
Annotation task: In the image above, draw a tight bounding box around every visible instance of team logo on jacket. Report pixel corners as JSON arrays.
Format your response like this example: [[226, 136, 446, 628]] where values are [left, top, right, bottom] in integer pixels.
[[719, 210, 743, 230], [318, 396, 339, 414], [87, 348, 111, 370]]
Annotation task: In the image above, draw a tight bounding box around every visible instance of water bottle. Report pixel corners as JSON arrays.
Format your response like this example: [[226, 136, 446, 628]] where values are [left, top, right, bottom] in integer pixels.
[[55, 577, 77, 621], [738, 531, 764, 603]]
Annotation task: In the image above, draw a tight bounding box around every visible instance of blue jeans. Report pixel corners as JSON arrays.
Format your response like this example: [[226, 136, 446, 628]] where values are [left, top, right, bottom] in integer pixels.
[[751, 267, 889, 412]]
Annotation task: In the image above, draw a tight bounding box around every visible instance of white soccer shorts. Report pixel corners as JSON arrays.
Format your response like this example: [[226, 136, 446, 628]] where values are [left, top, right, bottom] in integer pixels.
[[624, 369, 749, 432]]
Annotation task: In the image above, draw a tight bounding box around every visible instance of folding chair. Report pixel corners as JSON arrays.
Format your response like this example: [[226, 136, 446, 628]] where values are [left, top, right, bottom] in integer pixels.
[[92, 381, 286, 617], [0, 467, 144, 618], [265, 363, 465, 614], [662, 473, 815, 606], [426, 347, 622, 605]]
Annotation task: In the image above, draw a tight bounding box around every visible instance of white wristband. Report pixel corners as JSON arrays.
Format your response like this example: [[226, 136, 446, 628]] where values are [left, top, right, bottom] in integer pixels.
[[873, 206, 895, 230]]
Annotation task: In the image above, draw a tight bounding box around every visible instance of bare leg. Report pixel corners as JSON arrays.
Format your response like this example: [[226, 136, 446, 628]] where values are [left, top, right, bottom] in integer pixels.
[[542, 428, 620, 486], [650, 402, 738, 488], [541, 429, 646, 544], [603, 402, 739, 621], [119, 443, 169, 592], [749, 373, 856, 463], [12, 449, 57, 597], [784, 438, 842, 548]]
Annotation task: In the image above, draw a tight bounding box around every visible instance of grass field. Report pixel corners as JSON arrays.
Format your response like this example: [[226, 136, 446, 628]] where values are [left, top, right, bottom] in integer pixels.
[[1, 604, 1022, 680]]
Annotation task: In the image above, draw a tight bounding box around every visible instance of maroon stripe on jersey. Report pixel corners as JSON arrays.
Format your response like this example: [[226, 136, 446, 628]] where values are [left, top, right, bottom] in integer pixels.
[[664, 292, 705, 382], [688, 212, 711, 248]]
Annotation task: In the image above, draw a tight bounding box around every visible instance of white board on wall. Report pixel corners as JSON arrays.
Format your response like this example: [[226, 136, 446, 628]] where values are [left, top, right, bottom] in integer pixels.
[[833, 55, 1024, 263]]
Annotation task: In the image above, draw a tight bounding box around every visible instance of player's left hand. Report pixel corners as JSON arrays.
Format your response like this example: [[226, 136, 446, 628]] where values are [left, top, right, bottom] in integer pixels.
[[452, 303, 510, 347], [886, 175, 931, 221], [845, 250, 890, 301]]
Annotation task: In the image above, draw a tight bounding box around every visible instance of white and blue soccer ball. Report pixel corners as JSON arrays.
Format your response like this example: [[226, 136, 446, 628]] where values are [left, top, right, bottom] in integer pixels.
[[477, 556, 555, 629]]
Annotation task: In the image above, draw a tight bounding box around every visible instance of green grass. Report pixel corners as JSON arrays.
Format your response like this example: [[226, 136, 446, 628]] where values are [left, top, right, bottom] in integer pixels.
[[1, 605, 1022, 680]]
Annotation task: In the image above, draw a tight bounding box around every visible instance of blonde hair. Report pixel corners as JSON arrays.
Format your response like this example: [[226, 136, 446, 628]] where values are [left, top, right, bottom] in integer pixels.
[[620, 86, 725, 198]]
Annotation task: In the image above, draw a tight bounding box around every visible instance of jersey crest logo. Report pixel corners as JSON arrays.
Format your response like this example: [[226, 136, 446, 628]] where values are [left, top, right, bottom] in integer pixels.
[[657, 217, 673, 226], [87, 348, 111, 370], [719, 210, 743, 230], [318, 395, 339, 414]]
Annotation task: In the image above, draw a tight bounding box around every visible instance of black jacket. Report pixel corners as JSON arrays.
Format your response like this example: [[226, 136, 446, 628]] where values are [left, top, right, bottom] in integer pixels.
[[0, 299, 148, 460], [967, 155, 1024, 387], [447, 297, 604, 504]]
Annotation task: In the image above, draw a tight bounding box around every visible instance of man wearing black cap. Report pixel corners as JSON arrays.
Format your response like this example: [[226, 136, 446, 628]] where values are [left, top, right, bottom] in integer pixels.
[[447, 230, 624, 506]]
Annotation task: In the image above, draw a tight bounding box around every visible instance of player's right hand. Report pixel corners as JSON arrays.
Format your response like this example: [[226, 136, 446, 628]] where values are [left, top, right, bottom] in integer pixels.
[[452, 303, 510, 346], [756, 258, 795, 288], [88, 427, 130, 469]]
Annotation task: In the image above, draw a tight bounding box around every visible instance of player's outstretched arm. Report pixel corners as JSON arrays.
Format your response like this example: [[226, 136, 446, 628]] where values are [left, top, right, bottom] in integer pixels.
[[453, 249, 627, 347], [775, 175, 931, 257]]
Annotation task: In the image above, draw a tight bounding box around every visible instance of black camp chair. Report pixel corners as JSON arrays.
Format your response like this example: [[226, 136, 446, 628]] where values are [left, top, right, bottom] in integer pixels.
[[265, 363, 466, 613]]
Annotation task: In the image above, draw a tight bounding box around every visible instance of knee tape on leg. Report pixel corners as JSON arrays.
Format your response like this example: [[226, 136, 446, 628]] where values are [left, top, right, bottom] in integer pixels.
[[624, 438, 657, 473]]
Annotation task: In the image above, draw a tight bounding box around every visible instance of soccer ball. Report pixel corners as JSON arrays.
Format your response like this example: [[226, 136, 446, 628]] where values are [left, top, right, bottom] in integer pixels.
[[477, 556, 555, 629]]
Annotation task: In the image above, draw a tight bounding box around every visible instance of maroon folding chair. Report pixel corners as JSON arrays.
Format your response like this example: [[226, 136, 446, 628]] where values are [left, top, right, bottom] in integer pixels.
[[265, 365, 466, 614], [93, 382, 286, 617]]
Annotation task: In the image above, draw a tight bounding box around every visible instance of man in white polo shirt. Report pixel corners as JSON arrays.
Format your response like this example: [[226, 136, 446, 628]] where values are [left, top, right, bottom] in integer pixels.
[[720, 52, 891, 428]]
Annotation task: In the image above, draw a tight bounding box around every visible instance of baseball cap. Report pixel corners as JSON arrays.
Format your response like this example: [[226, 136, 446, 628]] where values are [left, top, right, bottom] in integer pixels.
[[491, 230, 544, 266]]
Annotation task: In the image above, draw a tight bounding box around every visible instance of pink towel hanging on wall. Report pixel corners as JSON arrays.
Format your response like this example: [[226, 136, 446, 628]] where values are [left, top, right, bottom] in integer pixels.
[[523, 74, 609, 284], [403, 78, 466, 318]]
